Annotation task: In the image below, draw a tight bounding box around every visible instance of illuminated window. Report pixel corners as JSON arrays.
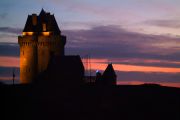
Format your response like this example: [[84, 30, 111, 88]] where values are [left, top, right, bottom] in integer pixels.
[[42, 23, 47, 31], [22, 32, 33, 36], [42, 32, 50, 36]]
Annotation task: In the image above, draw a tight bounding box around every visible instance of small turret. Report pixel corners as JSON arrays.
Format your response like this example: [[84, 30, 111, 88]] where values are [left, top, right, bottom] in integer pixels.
[[102, 64, 117, 85], [95, 70, 102, 84]]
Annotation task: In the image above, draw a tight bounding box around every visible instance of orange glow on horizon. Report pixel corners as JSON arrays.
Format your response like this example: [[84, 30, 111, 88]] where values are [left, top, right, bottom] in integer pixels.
[[84, 58, 180, 73], [0, 56, 19, 68], [1, 57, 180, 73]]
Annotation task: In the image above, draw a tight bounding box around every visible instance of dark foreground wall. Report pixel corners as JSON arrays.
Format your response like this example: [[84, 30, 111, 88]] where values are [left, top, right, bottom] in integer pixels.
[[1, 82, 180, 120]]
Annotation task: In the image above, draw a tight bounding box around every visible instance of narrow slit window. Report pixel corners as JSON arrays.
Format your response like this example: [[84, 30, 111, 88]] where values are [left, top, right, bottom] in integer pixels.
[[42, 23, 47, 31]]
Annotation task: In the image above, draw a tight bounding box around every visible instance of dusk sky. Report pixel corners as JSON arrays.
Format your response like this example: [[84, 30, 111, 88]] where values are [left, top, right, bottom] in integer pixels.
[[0, 0, 180, 87]]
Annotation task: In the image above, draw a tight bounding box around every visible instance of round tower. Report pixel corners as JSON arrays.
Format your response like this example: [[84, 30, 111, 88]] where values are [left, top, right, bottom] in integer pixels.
[[18, 36, 38, 83]]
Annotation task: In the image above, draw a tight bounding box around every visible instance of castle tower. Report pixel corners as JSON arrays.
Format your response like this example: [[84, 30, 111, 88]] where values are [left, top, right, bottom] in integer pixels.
[[18, 9, 66, 84]]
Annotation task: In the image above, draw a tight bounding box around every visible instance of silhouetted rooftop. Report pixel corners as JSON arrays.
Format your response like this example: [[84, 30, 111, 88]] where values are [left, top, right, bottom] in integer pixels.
[[23, 9, 61, 34], [37, 55, 85, 86], [103, 63, 116, 77]]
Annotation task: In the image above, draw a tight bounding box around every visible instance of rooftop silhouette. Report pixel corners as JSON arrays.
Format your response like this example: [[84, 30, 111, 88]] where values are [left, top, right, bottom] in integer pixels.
[[19, 9, 117, 86], [23, 9, 60, 34]]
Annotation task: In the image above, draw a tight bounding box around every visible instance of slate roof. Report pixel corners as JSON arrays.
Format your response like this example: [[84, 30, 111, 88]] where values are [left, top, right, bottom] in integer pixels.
[[23, 9, 61, 34]]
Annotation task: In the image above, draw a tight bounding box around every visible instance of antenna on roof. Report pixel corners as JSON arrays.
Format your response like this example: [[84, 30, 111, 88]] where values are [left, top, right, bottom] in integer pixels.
[[89, 54, 92, 82], [107, 59, 111, 64], [82, 54, 92, 83], [12, 68, 15, 85]]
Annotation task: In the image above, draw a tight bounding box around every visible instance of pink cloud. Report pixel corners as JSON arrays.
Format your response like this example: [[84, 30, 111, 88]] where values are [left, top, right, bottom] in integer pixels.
[[0, 56, 19, 68], [86, 58, 180, 73]]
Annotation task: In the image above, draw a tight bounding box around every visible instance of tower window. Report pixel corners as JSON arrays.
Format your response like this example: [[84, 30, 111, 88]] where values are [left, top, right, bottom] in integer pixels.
[[42, 23, 47, 31], [32, 14, 37, 26]]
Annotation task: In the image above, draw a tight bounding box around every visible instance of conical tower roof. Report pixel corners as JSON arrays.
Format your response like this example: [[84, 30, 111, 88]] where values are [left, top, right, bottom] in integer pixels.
[[39, 8, 46, 16], [103, 64, 116, 77]]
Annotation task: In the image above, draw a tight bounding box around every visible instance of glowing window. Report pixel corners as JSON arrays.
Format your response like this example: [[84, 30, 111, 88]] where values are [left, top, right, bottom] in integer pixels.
[[42, 23, 46, 31], [42, 32, 50, 36], [22, 32, 33, 36]]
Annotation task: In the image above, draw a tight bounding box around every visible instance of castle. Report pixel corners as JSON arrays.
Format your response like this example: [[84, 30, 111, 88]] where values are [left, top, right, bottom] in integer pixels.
[[18, 9, 66, 83], [18, 9, 117, 85]]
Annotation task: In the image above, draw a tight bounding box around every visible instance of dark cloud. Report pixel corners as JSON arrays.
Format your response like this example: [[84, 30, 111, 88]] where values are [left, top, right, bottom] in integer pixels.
[[0, 67, 20, 84], [144, 19, 180, 28], [111, 61, 180, 68], [0, 27, 22, 34], [66, 47, 180, 61], [0, 66, 19, 84], [0, 66, 19, 77], [0, 43, 19, 57], [63, 25, 180, 61]]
